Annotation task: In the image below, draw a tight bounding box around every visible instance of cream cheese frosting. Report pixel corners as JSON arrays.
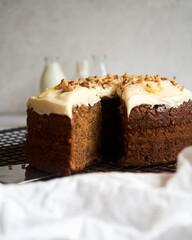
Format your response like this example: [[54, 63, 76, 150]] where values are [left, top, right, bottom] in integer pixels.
[[27, 78, 119, 119], [27, 74, 192, 119], [28, 87, 99, 118], [119, 80, 192, 116]]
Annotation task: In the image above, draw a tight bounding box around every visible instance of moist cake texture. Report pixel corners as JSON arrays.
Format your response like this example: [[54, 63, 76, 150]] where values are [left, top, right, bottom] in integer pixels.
[[25, 73, 192, 175]]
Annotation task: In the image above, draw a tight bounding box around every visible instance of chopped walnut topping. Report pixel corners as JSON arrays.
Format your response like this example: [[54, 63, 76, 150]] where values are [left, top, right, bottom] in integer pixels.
[[145, 76, 151, 81], [75, 74, 119, 89], [55, 79, 68, 90], [131, 80, 136, 84], [81, 81, 90, 88], [52, 73, 181, 96], [69, 81, 78, 86], [138, 75, 145, 81], [106, 73, 113, 79], [55, 79, 75, 92], [136, 79, 143, 84], [78, 79, 84, 84], [87, 76, 95, 81], [123, 72, 130, 78], [154, 78, 160, 83], [180, 86, 185, 91], [146, 83, 153, 88], [120, 83, 126, 90], [61, 85, 74, 92], [123, 78, 129, 84], [171, 80, 178, 86], [114, 74, 119, 79], [119, 73, 181, 91]]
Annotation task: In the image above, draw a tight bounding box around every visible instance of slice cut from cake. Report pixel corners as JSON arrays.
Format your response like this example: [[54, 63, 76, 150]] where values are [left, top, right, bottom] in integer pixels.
[[25, 76, 119, 175], [25, 74, 192, 175], [26, 103, 102, 176]]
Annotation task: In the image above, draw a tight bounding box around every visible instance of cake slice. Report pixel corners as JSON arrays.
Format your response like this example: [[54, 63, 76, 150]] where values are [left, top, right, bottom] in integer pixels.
[[25, 76, 118, 175]]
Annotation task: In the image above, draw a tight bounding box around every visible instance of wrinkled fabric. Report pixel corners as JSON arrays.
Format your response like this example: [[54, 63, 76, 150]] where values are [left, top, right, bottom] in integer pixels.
[[1, 147, 192, 240]]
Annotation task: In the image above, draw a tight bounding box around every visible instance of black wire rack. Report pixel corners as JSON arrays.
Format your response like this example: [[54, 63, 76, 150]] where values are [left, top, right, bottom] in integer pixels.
[[0, 127, 26, 166], [0, 127, 177, 174]]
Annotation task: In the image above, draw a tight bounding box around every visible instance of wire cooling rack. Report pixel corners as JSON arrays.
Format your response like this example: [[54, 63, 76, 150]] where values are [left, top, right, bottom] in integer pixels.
[[0, 127, 26, 166], [0, 127, 177, 173]]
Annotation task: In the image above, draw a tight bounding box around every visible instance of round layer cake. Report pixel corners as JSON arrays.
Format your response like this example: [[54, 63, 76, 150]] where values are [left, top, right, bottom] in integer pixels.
[[25, 73, 192, 175]]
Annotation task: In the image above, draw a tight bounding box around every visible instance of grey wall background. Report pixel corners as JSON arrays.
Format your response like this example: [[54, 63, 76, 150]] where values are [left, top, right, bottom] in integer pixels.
[[0, 0, 192, 113]]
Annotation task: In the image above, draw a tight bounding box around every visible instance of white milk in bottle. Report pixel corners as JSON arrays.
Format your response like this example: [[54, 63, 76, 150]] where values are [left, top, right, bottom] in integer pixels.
[[40, 57, 65, 92]]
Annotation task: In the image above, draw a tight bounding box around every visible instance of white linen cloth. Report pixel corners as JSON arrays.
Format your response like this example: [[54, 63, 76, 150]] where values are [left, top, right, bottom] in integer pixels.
[[0, 147, 192, 240]]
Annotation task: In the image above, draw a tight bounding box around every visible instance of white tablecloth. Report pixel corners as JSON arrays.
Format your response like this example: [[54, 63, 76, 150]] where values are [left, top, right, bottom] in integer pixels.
[[0, 147, 192, 240]]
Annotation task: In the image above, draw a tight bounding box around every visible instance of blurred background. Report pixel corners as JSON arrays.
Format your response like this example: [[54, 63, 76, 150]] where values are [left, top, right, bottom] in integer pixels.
[[0, 0, 192, 120]]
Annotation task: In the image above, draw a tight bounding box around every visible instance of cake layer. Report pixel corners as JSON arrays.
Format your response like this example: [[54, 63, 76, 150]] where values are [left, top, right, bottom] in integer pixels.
[[119, 101, 192, 166], [119, 123, 192, 166], [123, 100, 192, 129]]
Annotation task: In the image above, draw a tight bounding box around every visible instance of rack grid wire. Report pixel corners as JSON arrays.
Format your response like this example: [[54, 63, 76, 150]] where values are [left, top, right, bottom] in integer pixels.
[[0, 127, 177, 174]]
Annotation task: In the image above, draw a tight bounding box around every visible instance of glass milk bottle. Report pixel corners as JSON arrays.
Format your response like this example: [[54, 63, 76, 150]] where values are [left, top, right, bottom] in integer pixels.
[[40, 57, 65, 92], [72, 60, 89, 81], [90, 54, 107, 76]]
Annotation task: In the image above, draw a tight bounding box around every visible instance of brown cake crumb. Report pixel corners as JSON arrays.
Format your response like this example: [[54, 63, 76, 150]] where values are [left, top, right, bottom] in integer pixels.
[[8, 165, 12, 170], [21, 164, 26, 169]]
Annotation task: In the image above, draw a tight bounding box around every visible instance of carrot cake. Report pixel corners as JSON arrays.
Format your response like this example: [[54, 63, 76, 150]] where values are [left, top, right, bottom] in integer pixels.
[[25, 73, 192, 175]]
